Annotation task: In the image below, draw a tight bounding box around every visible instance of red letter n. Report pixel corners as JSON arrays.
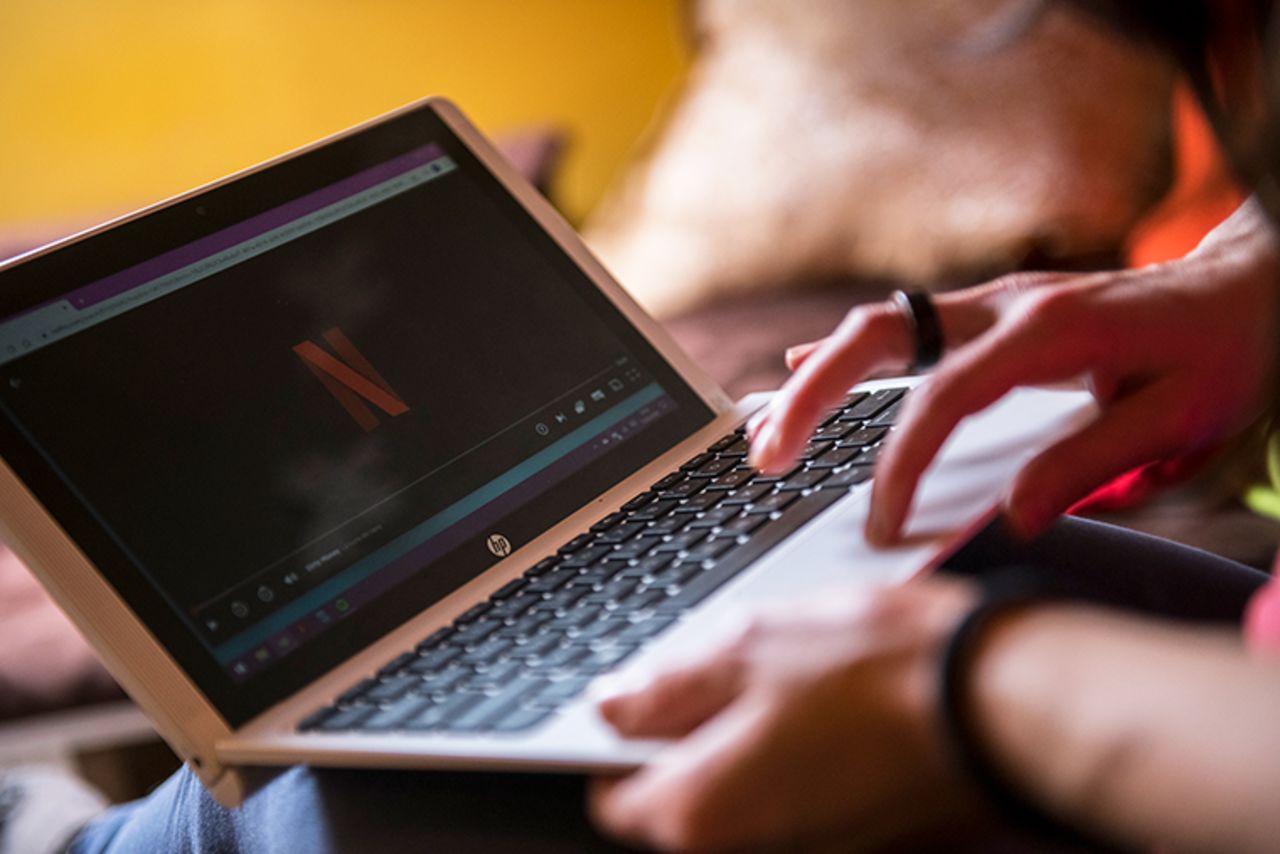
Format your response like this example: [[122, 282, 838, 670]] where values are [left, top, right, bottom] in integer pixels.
[[294, 328, 409, 432]]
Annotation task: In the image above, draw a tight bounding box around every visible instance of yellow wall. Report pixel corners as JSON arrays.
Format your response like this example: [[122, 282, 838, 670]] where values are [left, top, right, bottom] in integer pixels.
[[0, 1, 690, 233]]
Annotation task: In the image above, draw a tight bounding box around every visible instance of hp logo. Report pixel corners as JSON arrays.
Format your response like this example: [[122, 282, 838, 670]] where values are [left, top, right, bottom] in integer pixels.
[[486, 533, 512, 557]]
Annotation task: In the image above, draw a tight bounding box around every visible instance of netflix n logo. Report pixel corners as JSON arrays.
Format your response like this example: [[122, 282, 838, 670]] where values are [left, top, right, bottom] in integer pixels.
[[294, 327, 408, 432]]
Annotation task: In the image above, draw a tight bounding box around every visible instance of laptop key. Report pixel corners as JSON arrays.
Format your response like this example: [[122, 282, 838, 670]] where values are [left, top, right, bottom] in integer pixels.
[[811, 446, 862, 469], [442, 678, 550, 731], [653, 531, 707, 554], [377, 652, 417, 678], [415, 626, 455, 652], [680, 451, 716, 472], [420, 666, 471, 696], [683, 539, 735, 562], [621, 492, 656, 512], [590, 511, 627, 532], [629, 498, 679, 521], [298, 706, 337, 732], [559, 534, 595, 554], [722, 483, 772, 506], [658, 488, 844, 614], [687, 506, 739, 529], [568, 617, 629, 644], [705, 467, 753, 491], [691, 457, 736, 479], [844, 387, 905, 421], [492, 705, 556, 733], [745, 491, 798, 514], [643, 514, 689, 536], [713, 514, 768, 539], [490, 578, 529, 600], [362, 694, 433, 731], [469, 658, 524, 687], [364, 676, 418, 704], [454, 601, 493, 625], [708, 434, 740, 453], [315, 704, 376, 732], [531, 676, 594, 708], [616, 616, 677, 644], [409, 645, 463, 674], [533, 644, 590, 671], [561, 544, 614, 567], [673, 491, 721, 514], [836, 426, 888, 447], [575, 645, 640, 676], [337, 678, 378, 706], [596, 522, 648, 545], [524, 557, 561, 577], [657, 479, 706, 500], [868, 398, 903, 427], [820, 465, 874, 489], [776, 468, 830, 492], [404, 693, 484, 731]]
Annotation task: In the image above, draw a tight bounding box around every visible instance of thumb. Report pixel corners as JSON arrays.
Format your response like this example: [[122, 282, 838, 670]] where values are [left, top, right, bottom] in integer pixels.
[[595, 653, 746, 738], [1004, 382, 1188, 538]]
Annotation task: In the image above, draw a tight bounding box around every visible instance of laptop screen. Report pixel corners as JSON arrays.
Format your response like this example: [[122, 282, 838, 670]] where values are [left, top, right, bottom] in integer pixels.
[[0, 105, 714, 725]]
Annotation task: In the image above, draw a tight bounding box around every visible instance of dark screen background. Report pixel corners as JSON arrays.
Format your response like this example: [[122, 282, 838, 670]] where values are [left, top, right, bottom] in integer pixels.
[[0, 105, 714, 724], [3, 170, 625, 608]]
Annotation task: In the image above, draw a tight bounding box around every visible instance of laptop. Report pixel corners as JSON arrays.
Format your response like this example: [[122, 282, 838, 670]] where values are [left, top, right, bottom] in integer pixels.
[[0, 98, 1092, 805]]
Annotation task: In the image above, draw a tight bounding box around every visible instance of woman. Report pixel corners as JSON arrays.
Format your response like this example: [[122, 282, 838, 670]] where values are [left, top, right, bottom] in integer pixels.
[[55, 1, 1280, 852], [589, 1, 1280, 850]]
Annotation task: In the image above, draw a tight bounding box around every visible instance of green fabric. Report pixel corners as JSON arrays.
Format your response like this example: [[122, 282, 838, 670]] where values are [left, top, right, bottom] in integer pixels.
[[1244, 426, 1280, 519]]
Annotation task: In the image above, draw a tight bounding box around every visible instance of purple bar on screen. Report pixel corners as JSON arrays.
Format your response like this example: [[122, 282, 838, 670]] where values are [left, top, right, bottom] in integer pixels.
[[66, 143, 445, 310]]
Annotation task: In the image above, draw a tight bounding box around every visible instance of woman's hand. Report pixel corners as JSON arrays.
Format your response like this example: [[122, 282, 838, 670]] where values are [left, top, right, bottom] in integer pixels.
[[589, 580, 978, 852], [748, 200, 1280, 544]]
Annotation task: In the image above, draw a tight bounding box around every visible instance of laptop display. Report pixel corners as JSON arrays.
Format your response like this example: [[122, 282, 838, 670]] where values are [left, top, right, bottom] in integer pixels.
[[0, 110, 713, 725]]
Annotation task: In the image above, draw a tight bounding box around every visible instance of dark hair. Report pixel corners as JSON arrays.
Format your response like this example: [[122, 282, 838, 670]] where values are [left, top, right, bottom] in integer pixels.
[[1063, 0, 1280, 222]]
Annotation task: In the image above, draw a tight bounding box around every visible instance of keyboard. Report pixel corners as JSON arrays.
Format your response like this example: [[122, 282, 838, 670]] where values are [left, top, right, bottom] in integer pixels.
[[299, 386, 906, 736]]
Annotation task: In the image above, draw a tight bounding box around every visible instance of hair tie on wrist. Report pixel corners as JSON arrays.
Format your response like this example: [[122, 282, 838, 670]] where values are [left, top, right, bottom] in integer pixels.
[[891, 288, 944, 372], [939, 568, 1107, 848]]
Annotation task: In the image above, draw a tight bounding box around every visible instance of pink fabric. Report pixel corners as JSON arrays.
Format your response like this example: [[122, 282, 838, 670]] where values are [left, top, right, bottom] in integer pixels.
[[1245, 570, 1280, 655]]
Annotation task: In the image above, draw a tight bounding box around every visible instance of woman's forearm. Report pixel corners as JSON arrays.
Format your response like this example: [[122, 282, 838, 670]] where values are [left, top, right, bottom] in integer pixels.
[[971, 606, 1280, 853]]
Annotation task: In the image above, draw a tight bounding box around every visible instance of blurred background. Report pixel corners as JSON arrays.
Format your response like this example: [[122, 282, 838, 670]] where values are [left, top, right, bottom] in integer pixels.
[[0, 0, 1271, 811], [0, 0, 689, 238]]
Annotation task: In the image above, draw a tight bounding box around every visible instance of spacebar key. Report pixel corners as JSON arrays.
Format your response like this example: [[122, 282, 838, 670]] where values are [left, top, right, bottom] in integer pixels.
[[656, 489, 845, 614]]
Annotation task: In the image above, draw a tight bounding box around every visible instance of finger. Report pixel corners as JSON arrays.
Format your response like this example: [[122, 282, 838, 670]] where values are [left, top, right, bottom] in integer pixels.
[[595, 653, 747, 738], [751, 302, 909, 473], [784, 338, 827, 371], [866, 307, 1097, 544], [752, 278, 1052, 475], [1003, 380, 1188, 538], [590, 702, 783, 852]]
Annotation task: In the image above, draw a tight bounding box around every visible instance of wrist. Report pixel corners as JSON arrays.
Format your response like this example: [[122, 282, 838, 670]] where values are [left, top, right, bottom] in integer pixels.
[[936, 571, 1104, 847]]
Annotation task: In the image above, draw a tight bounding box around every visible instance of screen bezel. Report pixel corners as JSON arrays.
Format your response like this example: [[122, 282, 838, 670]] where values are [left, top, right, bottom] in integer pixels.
[[0, 98, 732, 736]]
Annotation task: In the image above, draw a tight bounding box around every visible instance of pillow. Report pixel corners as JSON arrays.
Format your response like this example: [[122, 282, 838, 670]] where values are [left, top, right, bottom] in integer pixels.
[[584, 0, 1177, 316]]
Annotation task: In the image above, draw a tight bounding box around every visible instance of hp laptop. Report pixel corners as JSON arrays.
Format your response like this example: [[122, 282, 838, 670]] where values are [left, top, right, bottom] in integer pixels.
[[0, 98, 1091, 805]]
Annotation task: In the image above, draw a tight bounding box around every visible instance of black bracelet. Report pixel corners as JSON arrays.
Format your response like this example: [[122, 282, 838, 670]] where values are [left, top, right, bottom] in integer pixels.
[[938, 574, 1104, 847]]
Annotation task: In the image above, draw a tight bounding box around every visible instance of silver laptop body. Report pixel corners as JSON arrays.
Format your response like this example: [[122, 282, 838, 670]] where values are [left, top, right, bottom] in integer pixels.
[[0, 98, 1091, 805]]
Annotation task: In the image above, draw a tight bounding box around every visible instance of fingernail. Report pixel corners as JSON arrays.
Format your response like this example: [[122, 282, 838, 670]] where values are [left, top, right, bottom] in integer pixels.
[[749, 420, 780, 470], [784, 347, 802, 369], [866, 508, 893, 546], [589, 669, 650, 703]]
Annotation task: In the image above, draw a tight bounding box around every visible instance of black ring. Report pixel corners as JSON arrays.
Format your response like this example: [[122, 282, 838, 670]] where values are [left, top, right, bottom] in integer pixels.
[[891, 288, 944, 371]]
